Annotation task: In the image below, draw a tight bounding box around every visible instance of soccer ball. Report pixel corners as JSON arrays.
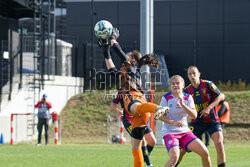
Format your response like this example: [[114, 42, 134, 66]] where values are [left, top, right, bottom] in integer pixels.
[[94, 20, 113, 40]]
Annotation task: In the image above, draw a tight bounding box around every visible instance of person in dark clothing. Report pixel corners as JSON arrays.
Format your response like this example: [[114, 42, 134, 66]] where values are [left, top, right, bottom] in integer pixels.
[[35, 94, 52, 146]]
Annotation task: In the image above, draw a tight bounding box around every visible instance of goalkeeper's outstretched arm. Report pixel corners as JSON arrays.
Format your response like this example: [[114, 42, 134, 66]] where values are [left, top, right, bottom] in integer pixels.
[[97, 38, 118, 72], [110, 39, 128, 63], [110, 27, 128, 63], [98, 27, 130, 73]]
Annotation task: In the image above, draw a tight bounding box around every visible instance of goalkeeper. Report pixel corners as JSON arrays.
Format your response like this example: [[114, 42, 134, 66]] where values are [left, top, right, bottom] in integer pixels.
[[98, 28, 169, 167], [111, 88, 156, 167]]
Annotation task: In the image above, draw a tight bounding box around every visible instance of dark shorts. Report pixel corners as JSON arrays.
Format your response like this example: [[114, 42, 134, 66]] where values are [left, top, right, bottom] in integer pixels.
[[124, 122, 152, 138], [130, 126, 152, 140], [189, 122, 222, 139], [123, 123, 152, 137]]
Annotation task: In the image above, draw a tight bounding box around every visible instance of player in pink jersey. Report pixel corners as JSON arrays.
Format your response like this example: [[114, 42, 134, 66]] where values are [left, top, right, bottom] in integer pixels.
[[159, 75, 212, 167]]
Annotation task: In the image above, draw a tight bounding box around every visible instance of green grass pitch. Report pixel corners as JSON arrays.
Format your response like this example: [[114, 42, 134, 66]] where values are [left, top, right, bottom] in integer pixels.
[[0, 143, 249, 167]]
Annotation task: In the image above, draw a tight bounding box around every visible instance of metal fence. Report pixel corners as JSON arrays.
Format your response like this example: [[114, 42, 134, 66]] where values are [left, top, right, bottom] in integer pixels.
[[0, 31, 69, 112], [0, 30, 21, 112]]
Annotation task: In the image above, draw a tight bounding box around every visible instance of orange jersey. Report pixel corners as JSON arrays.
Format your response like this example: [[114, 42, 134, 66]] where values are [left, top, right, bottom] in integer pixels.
[[123, 90, 149, 129]]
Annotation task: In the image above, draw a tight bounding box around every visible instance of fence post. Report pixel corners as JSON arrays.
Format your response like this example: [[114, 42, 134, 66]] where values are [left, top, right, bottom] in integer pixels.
[[8, 30, 13, 100], [53, 113, 59, 144], [19, 26, 23, 89], [119, 117, 124, 144], [10, 114, 14, 145]]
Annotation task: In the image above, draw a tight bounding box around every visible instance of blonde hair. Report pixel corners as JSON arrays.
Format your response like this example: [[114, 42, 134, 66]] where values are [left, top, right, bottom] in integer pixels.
[[169, 75, 185, 86]]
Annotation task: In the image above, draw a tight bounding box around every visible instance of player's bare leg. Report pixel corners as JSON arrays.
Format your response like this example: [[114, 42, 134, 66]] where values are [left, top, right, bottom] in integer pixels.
[[187, 139, 212, 167], [144, 131, 156, 153], [211, 131, 226, 166], [165, 147, 180, 167], [175, 149, 186, 166]]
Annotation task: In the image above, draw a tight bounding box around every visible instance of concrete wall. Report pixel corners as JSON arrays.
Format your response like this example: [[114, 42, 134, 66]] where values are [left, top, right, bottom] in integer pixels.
[[0, 75, 83, 144]]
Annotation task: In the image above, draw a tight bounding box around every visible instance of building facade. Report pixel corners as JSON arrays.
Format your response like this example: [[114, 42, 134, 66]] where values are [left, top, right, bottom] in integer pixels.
[[65, 0, 250, 83]]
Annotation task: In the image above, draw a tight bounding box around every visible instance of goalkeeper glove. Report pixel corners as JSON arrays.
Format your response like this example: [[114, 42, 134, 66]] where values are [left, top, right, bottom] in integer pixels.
[[97, 38, 111, 59], [110, 27, 120, 40]]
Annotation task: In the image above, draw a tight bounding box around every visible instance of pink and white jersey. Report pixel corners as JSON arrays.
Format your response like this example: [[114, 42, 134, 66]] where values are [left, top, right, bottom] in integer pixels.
[[160, 91, 196, 136]]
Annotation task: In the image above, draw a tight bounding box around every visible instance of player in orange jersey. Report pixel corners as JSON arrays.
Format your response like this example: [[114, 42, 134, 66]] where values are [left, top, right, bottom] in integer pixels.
[[98, 28, 169, 167]]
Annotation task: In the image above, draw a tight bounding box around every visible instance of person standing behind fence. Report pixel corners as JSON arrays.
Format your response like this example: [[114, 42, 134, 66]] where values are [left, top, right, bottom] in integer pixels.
[[35, 94, 52, 146]]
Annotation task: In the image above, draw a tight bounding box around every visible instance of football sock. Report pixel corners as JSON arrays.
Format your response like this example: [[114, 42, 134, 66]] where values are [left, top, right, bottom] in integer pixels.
[[147, 145, 154, 155], [136, 102, 158, 115], [175, 162, 180, 167], [218, 162, 226, 167], [132, 149, 144, 167], [141, 146, 151, 165]]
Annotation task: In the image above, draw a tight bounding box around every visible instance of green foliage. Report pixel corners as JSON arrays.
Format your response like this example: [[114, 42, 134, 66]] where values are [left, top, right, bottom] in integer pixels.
[[218, 79, 250, 91], [223, 91, 250, 125], [60, 91, 112, 142], [60, 90, 250, 143]]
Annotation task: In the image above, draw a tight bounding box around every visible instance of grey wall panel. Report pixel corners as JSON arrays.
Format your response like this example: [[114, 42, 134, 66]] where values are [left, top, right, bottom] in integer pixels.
[[224, 44, 250, 81], [154, 43, 170, 57], [155, 25, 170, 43], [171, 25, 195, 43], [198, 25, 223, 43], [65, 0, 250, 83], [76, 45, 84, 76], [224, 24, 250, 43], [118, 25, 139, 44], [67, 3, 92, 25], [118, 2, 140, 25], [155, 1, 170, 25], [224, 0, 250, 23], [169, 44, 195, 77], [196, 44, 223, 81], [171, 1, 196, 24], [94, 2, 118, 24], [197, 0, 223, 24], [67, 26, 91, 41]]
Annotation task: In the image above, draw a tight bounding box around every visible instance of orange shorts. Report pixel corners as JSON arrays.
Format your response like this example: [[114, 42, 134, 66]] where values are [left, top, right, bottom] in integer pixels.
[[123, 90, 150, 129]]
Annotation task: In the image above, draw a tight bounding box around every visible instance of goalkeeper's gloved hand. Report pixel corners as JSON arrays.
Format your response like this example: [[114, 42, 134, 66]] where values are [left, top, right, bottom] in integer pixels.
[[97, 38, 109, 48], [110, 27, 120, 40], [97, 38, 111, 59]]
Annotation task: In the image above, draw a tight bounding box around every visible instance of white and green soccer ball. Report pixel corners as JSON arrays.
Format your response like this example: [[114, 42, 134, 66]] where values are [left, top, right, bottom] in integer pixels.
[[94, 20, 113, 40]]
